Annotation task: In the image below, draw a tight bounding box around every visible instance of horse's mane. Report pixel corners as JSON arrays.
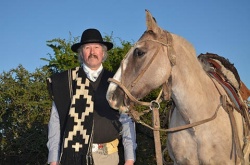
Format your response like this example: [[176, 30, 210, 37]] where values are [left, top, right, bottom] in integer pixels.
[[170, 33, 196, 58]]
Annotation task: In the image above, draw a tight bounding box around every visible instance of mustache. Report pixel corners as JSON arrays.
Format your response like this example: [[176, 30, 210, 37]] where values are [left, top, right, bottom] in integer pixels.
[[88, 54, 98, 59]]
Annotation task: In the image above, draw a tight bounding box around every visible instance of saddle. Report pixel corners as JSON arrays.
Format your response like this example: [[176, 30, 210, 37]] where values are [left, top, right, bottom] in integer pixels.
[[198, 52, 248, 111], [240, 81, 250, 101]]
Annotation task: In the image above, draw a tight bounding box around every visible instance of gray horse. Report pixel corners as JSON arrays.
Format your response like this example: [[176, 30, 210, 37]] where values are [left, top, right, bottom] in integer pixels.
[[106, 10, 250, 165]]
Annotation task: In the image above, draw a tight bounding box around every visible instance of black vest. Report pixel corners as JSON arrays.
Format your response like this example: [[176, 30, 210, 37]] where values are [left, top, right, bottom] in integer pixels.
[[47, 67, 121, 164]]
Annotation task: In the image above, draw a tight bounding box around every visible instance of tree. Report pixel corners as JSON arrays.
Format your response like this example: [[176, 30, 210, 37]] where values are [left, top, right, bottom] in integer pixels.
[[41, 33, 80, 74], [0, 65, 51, 164]]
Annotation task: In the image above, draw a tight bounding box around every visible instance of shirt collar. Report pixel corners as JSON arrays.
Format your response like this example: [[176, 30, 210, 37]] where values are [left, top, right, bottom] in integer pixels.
[[82, 64, 103, 82]]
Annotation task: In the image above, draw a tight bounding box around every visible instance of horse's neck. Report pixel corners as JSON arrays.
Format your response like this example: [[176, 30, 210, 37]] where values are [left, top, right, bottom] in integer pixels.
[[171, 35, 222, 120]]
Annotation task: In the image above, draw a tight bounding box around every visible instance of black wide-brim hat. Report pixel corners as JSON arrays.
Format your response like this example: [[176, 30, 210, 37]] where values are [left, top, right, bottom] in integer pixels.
[[71, 28, 113, 53]]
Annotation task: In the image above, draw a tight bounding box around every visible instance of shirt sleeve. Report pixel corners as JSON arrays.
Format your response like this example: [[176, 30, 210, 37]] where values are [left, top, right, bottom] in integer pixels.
[[119, 113, 137, 162], [47, 102, 61, 164]]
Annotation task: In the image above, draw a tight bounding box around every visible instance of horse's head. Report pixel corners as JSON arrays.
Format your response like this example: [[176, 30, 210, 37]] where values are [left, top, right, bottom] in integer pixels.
[[106, 10, 175, 110]]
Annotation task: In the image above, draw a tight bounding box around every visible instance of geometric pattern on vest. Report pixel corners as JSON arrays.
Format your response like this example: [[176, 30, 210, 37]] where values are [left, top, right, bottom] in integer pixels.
[[63, 68, 94, 152]]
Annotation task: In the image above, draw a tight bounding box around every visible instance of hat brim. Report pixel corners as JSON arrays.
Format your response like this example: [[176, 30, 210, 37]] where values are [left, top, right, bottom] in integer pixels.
[[71, 41, 113, 53]]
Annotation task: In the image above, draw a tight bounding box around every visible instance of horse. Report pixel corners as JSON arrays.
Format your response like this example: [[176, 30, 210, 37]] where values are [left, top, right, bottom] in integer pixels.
[[106, 10, 250, 164]]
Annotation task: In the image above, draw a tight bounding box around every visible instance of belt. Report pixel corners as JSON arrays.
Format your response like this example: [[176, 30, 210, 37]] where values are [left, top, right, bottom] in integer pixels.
[[92, 139, 119, 155]]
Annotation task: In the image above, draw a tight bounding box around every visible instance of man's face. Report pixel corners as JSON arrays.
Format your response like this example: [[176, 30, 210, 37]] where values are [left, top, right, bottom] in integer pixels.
[[81, 43, 104, 70]]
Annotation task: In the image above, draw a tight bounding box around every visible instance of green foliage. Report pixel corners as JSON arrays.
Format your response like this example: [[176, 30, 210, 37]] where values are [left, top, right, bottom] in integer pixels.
[[0, 65, 51, 164], [103, 34, 133, 72], [41, 33, 80, 74]]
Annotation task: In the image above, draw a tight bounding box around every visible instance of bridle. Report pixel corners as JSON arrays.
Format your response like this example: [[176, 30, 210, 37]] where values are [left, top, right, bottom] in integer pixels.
[[108, 31, 224, 133], [108, 31, 176, 108]]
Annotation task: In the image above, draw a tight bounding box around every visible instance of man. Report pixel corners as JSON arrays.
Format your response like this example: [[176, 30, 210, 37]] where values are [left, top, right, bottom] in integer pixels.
[[47, 28, 136, 165]]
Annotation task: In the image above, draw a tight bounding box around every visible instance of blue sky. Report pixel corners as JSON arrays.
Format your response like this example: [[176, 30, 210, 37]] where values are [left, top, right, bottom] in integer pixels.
[[1, 0, 249, 90]]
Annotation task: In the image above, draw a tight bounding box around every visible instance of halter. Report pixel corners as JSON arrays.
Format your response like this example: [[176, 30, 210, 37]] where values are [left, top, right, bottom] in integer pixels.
[[108, 31, 176, 107]]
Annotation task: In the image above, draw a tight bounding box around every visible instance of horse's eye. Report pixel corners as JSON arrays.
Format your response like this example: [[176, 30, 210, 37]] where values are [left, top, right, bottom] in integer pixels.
[[133, 48, 145, 57]]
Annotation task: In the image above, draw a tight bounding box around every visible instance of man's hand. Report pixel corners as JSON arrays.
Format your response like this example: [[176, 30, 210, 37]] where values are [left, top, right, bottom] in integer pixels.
[[124, 159, 134, 165], [50, 162, 59, 165]]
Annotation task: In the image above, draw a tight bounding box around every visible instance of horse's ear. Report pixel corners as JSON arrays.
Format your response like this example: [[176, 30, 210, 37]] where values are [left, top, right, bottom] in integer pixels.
[[145, 9, 159, 32]]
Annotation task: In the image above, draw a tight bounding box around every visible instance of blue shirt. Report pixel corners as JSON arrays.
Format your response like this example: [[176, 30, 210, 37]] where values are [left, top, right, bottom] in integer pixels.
[[47, 102, 137, 163]]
